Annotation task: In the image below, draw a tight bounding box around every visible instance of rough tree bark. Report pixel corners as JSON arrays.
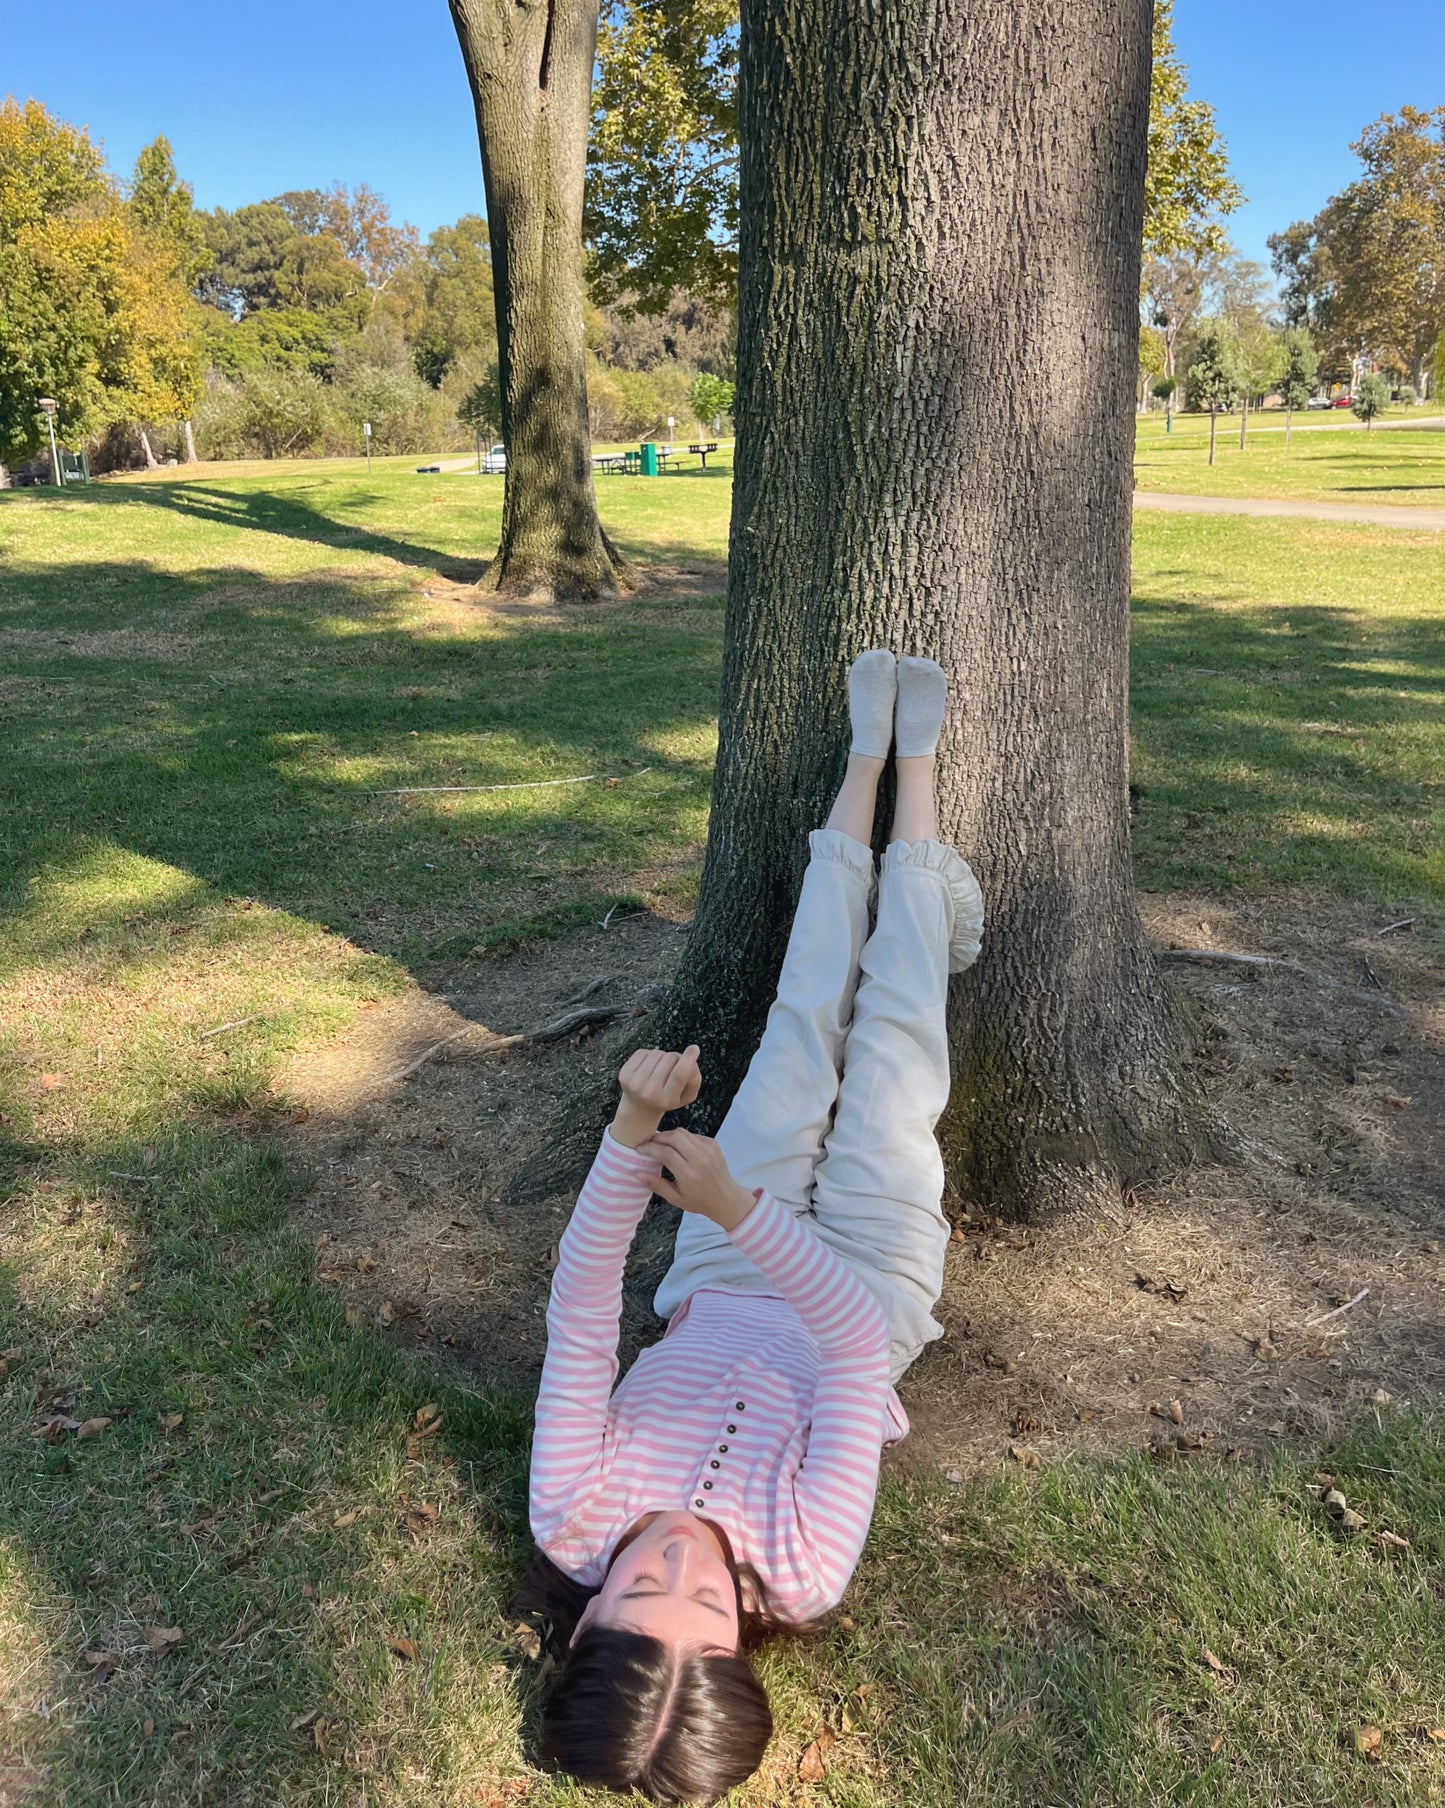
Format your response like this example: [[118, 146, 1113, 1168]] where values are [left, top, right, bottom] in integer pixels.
[[655, 0, 1214, 1217], [448, 0, 627, 599]]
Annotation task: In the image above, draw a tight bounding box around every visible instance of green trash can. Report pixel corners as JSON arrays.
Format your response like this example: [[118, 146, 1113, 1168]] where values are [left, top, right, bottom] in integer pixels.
[[639, 441, 658, 477]]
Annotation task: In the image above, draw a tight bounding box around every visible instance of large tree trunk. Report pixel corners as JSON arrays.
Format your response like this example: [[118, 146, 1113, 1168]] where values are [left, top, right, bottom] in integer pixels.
[[657, 0, 1212, 1218], [448, 0, 627, 600]]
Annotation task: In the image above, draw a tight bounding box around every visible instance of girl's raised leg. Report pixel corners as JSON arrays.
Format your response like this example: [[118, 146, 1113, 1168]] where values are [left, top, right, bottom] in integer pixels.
[[808, 660, 984, 1378], [653, 653, 896, 1320]]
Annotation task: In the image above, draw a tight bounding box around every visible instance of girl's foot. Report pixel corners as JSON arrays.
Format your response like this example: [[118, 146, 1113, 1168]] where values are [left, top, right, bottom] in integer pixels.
[[895, 657, 948, 758], [848, 649, 897, 758]]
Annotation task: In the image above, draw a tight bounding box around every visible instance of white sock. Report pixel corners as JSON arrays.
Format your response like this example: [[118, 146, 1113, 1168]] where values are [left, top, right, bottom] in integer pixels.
[[848, 649, 897, 758], [895, 657, 948, 757]]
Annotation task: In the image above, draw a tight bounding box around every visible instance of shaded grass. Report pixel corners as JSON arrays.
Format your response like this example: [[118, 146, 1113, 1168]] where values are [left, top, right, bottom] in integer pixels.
[[1, 466, 1442, 1803]]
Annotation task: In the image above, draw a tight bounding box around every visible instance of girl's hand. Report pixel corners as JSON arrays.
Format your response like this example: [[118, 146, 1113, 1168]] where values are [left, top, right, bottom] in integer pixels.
[[636, 1128, 756, 1232], [609, 1045, 702, 1148]]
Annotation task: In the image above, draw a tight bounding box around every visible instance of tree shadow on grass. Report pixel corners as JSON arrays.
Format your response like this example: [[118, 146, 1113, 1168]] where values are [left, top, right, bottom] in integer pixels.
[[51, 479, 496, 583], [1130, 592, 1444, 897], [0, 554, 722, 984]]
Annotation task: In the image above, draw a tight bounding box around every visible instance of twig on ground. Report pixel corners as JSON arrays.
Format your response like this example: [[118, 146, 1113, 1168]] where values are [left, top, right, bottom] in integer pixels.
[[200, 1014, 265, 1040], [560, 976, 617, 1006], [106, 1171, 150, 1183], [382, 1023, 487, 1085], [382, 999, 641, 1086], [1156, 948, 1407, 1018], [1360, 956, 1382, 989], [1376, 918, 1415, 937], [1302, 1287, 1370, 1329], [375, 767, 651, 797]]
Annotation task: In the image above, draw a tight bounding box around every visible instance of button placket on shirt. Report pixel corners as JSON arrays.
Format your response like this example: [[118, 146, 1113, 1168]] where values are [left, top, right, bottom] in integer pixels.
[[696, 1400, 744, 1507]]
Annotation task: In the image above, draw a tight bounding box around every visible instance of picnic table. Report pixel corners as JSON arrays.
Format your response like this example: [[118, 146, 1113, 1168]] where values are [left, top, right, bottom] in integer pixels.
[[593, 450, 642, 475], [688, 441, 720, 470], [655, 444, 687, 473]]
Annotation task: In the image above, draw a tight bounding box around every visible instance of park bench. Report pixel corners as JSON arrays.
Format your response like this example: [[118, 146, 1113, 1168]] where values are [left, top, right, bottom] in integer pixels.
[[688, 441, 720, 470]]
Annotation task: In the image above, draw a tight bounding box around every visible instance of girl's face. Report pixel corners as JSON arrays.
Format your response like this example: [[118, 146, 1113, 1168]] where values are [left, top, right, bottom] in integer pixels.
[[575, 1511, 740, 1653]]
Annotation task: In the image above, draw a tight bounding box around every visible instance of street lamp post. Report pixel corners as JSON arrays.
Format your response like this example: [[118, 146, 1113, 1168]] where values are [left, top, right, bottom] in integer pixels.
[[38, 398, 61, 486]]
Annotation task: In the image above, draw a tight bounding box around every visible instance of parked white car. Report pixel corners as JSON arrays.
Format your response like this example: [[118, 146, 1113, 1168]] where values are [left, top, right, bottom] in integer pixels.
[[481, 443, 507, 473]]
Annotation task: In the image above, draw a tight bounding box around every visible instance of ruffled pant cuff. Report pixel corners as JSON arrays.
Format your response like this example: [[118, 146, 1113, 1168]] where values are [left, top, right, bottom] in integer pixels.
[[882, 839, 986, 972]]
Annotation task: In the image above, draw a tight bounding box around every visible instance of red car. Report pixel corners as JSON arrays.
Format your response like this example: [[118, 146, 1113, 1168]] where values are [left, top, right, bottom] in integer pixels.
[[1332, 394, 1354, 408]]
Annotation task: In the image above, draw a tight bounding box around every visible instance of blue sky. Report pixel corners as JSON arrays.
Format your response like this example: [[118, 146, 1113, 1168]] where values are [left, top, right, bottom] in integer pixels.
[[7, 0, 1442, 284]]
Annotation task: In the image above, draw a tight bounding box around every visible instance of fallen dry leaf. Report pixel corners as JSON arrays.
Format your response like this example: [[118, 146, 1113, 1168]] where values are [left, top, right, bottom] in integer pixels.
[[1203, 1648, 1234, 1689], [983, 1350, 1011, 1372], [1011, 1410, 1040, 1434], [1354, 1725, 1384, 1760], [378, 1300, 398, 1325], [83, 1650, 118, 1680], [76, 1416, 112, 1440], [158, 1412, 184, 1432], [290, 1708, 321, 1731], [143, 1717, 155, 1737], [512, 1622, 543, 1662], [39, 1073, 65, 1091], [1168, 1400, 1185, 1426], [388, 1636, 420, 1662], [1380, 1094, 1410, 1110], [1008, 1444, 1041, 1468], [1077, 1407, 1100, 1423], [1425, 1728, 1445, 1744], [1378, 1530, 1410, 1550], [331, 1507, 362, 1530], [344, 1305, 368, 1330], [406, 1503, 439, 1542], [797, 1727, 837, 1782], [412, 1403, 444, 1437], [144, 1626, 183, 1655]]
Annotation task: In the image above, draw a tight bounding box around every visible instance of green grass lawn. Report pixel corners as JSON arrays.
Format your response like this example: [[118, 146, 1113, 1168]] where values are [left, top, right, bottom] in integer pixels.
[[2, 463, 1442, 1806], [1135, 409, 1445, 507]]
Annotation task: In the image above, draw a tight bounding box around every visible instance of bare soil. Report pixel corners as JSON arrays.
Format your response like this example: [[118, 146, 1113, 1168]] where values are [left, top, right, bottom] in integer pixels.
[[280, 891, 1444, 1477]]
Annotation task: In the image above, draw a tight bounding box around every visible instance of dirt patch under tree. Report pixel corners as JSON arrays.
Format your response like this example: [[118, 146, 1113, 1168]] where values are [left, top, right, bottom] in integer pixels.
[[279, 890, 1443, 1477]]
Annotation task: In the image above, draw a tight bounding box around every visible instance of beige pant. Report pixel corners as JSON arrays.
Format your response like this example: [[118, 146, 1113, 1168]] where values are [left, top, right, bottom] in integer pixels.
[[654, 829, 984, 1381]]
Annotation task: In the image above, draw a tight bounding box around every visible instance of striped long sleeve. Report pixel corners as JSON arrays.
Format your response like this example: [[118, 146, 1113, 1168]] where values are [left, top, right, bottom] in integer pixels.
[[728, 1194, 891, 1607], [529, 1132, 658, 1527]]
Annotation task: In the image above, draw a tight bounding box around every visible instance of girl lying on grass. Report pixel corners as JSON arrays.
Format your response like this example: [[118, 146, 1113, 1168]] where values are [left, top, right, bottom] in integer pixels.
[[521, 651, 984, 1802]]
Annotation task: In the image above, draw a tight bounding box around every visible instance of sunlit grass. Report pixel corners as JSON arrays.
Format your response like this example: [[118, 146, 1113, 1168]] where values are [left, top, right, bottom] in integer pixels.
[[1134, 408, 1445, 506]]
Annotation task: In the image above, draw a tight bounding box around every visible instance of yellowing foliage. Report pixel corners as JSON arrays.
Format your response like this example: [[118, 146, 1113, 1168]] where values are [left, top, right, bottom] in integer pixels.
[[0, 98, 203, 462]]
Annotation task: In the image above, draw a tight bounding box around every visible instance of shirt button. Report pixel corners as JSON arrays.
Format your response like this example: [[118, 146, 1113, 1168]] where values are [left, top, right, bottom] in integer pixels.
[[703, 1480, 713, 1489], [735, 1401, 746, 1411], [718, 1445, 728, 1454], [710, 1459, 720, 1469], [695, 1498, 705, 1508], [726, 1424, 737, 1434]]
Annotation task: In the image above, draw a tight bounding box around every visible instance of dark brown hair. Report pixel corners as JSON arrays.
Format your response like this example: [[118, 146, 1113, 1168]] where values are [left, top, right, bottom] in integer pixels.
[[518, 1524, 819, 1804]]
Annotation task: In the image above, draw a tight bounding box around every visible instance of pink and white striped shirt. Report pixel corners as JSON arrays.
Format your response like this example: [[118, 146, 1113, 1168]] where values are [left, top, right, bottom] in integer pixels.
[[530, 1131, 909, 1623]]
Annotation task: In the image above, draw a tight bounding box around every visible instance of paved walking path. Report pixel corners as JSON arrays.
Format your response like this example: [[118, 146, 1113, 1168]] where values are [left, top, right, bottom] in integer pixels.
[[1134, 491, 1445, 532]]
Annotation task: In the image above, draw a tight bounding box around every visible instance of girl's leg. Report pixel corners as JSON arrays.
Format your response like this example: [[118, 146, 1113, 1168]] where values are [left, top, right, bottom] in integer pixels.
[[809, 662, 984, 1378], [654, 656, 895, 1320]]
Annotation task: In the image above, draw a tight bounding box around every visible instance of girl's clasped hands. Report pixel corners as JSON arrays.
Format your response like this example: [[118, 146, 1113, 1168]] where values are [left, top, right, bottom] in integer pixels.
[[609, 1045, 758, 1233]]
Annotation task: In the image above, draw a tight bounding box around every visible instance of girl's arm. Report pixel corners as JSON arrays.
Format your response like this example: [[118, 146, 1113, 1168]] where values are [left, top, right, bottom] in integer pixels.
[[529, 1048, 701, 1534], [728, 1192, 890, 1607], [637, 1129, 890, 1608]]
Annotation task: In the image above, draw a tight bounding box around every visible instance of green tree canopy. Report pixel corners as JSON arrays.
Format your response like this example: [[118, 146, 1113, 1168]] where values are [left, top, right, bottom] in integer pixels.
[[1143, 0, 1242, 254], [1185, 318, 1245, 412], [1277, 326, 1320, 411], [129, 135, 210, 287], [410, 215, 497, 387], [1272, 107, 1445, 391], [1352, 370, 1392, 426]]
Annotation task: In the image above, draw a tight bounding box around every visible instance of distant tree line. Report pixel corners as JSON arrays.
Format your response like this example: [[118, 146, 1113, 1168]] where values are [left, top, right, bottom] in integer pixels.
[[0, 96, 735, 478]]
